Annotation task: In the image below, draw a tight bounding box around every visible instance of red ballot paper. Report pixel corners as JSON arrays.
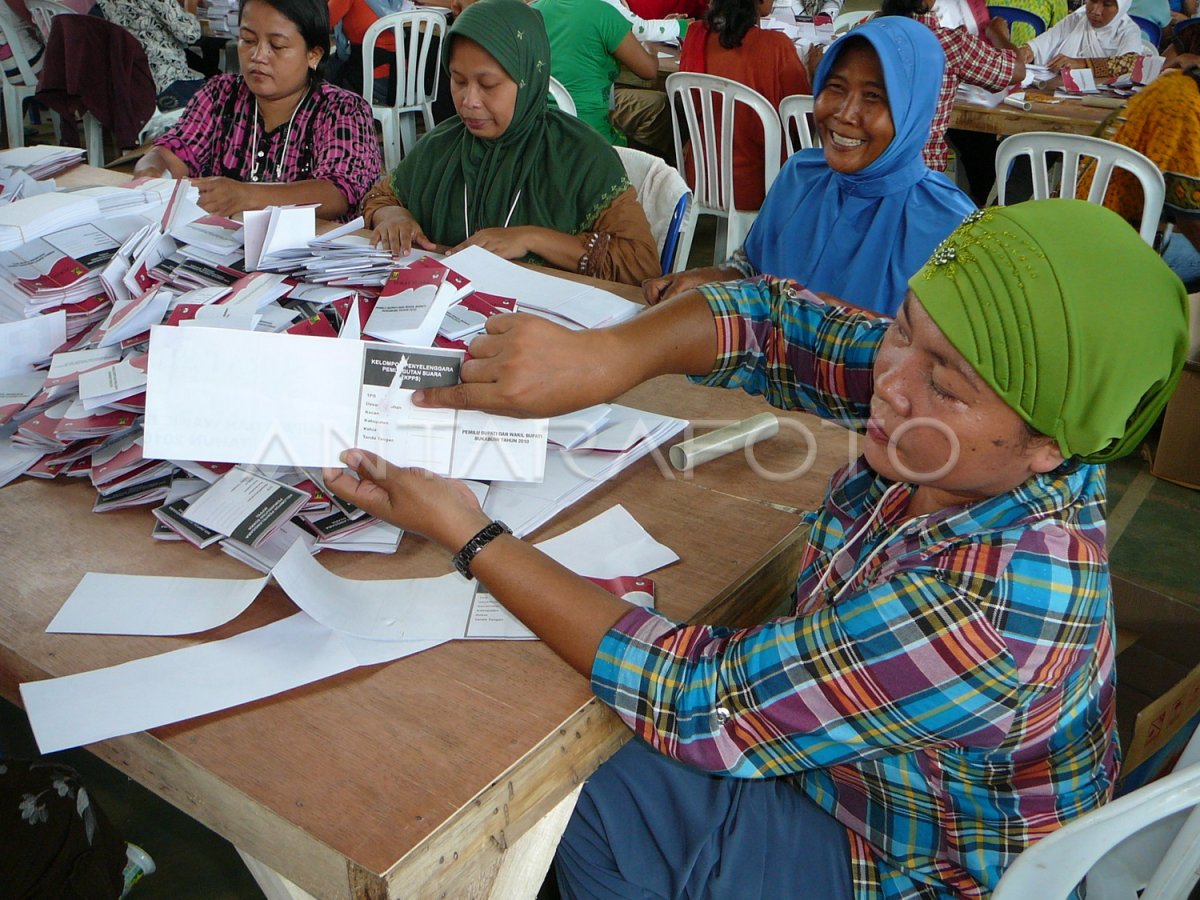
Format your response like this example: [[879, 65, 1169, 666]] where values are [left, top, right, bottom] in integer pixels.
[[587, 575, 656, 608], [438, 290, 516, 341], [364, 260, 471, 346]]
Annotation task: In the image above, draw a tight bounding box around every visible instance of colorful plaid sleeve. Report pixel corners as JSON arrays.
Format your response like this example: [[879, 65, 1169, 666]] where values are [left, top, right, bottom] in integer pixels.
[[592, 563, 1024, 778], [689, 276, 887, 429]]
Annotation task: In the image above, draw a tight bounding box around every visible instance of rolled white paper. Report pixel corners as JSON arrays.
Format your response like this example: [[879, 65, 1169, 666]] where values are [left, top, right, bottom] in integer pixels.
[[669, 413, 779, 471], [1002, 95, 1032, 111]]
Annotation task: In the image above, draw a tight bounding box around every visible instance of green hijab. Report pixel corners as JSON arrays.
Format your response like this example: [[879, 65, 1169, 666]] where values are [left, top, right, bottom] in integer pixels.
[[389, 0, 629, 246], [910, 199, 1188, 464]]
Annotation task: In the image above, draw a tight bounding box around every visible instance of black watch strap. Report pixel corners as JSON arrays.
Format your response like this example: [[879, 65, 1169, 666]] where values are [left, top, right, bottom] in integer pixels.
[[452, 521, 511, 579]]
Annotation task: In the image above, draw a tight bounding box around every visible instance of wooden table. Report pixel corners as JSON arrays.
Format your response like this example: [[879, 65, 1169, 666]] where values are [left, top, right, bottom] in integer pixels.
[[1, 180, 850, 897], [948, 93, 1120, 137]]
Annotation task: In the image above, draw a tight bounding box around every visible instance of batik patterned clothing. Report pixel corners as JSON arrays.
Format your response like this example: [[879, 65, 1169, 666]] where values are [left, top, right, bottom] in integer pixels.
[[96, 0, 201, 95], [590, 277, 1119, 899], [154, 74, 382, 212], [916, 12, 1017, 171]]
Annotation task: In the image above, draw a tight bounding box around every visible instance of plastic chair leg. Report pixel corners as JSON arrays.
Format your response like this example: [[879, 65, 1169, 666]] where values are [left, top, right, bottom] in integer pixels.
[[83, 113, 103, 167], [398, 113, 418, 158], [3, 90, 22, 150]]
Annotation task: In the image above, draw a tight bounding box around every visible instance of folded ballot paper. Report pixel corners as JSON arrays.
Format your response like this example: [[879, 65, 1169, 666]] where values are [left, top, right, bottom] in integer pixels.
[[143, 325, 549, 481]]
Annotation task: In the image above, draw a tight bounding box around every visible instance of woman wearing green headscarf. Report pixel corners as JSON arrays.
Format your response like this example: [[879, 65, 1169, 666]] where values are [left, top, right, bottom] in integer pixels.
[[360, 0, 659, 285], [323, 199, 1187, 898]]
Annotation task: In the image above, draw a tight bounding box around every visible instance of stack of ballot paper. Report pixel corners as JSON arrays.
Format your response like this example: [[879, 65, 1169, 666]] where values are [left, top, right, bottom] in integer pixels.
[[443, 245, 641, 329], [484, 404, 688, 537], [0, 192, 104, 252], [0, 217, 152, 315], [0, 169, 56, 205], [0, 145, 86, 179]]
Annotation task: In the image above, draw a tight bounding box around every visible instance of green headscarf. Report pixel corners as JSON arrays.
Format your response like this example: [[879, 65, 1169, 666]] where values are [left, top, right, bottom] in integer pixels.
[[910, 199, 1188, 464], [389, 0, 629, 247]]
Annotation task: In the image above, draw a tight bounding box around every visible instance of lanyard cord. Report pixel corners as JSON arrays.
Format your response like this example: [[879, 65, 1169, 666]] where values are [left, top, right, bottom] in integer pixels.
[[463, 184, 523, 235], [250, 89, 309, 184], [809, 482, 929, 606]]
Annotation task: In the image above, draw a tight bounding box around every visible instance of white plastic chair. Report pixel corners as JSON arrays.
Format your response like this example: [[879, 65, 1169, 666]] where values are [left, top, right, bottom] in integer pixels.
[[615, 145, 697, 273], [779, 93, 819, 156], [666, 72, 782, 262], [0, 14, 42, 150], [361, 9, 447, 170], [24, 0, 72, 41], [994, 131, 1165, 246], [993, 732, 1200, 900], [547, 76, 575, 116]]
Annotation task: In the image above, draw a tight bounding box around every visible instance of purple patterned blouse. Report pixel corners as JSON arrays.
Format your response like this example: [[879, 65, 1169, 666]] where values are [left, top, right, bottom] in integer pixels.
[[154, 74, 383, 212]]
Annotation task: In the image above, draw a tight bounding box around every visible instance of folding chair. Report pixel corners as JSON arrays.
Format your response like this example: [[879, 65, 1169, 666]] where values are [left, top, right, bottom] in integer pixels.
[[614, 144, 696, 274], [994, 131, 1164, 245], [361, 9, 447, 170], [665, 72, 781, 263], [779, 93, 819, 157], [0, 13, 42, 149], [993, 727, 1200, 900], [547, 76, 575, 116]]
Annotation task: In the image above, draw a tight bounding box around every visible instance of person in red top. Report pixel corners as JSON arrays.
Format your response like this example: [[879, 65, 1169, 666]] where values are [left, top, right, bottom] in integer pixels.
[[628, 0, 706, 18], [677, 0, 811, 210], [879, 0, 1023, 205]]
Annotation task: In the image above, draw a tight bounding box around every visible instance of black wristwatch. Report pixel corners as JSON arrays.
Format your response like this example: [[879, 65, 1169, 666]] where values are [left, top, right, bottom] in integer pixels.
[[452, 521, 512, 579]]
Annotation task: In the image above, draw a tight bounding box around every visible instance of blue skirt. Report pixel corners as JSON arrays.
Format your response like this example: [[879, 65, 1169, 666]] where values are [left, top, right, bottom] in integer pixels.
[[555, 738, 855, 900]]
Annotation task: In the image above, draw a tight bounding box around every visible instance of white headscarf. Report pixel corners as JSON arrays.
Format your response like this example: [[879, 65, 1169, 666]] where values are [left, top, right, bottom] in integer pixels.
[[1027, 0, 1144, 64]]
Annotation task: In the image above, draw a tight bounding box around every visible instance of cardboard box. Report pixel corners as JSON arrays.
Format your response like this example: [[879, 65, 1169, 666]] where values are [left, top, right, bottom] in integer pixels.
[[1113, 576, 1200, 792], [1151, 362, 1200, 491]]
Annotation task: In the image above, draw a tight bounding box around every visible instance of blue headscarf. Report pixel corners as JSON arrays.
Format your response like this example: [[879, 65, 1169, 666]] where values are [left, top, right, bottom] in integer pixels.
[[740, 17, 975, 317]]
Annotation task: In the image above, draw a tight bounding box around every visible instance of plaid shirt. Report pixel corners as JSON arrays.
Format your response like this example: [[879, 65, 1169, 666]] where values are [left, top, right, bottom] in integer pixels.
[[591, 278, 1118, 900], [916, 13, 1018, 171]]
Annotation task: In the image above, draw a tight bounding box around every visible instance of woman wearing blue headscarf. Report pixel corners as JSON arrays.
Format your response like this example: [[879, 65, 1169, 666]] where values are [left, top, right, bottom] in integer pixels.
[[645, 17, 975, 317]]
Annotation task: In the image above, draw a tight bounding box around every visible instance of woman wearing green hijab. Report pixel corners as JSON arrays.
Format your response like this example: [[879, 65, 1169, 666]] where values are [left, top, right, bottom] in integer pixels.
[[323, 199, 1187, 898], [361, 0, 659, 286]]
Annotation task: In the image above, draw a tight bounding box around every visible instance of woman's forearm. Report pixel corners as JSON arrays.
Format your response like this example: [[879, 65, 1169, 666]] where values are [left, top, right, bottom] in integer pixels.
[[134, 145, 189, 179], [241, 179, 350, 219]]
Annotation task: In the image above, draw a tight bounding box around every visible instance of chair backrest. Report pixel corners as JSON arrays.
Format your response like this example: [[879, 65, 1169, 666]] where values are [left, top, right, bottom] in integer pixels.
[[1129, 14, 1162, 48], [361, 10, 447, 114], [779, 93, 819, 156], [24, 0, 73, 42], [665, 71, 782, 216], [992, 762, 1200, 900], [614, 144, 695, 274], [0, 11, 41, 88], [994, 131, 1164, 245], [547, 76, 576, 116], [986, 4, 1047, 35]]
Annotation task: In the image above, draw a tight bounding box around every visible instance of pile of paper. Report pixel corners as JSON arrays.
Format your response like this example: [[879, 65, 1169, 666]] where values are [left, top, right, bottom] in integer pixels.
[[0, 145, 85, 179], [485, 404, 688, 537], [2, 189, 690, 585], [443, 245, 642, 329]]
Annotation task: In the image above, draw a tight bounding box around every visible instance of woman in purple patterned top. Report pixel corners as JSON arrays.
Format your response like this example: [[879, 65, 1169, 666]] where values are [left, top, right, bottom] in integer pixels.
[[135, 0, 382, 220]]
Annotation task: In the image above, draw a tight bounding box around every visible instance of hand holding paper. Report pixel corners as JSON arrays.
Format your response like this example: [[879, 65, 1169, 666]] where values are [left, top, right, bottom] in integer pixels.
[[323, 449, 492, 552]]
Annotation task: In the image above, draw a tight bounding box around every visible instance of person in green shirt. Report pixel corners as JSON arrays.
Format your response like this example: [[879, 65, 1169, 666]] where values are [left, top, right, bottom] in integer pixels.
[[534, 0, 658, 145]]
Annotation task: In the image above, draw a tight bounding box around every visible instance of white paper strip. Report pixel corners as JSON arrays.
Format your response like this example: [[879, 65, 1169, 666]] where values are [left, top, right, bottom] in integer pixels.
[[21, 612, 442, 754], [47, 573, 270, 636]]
